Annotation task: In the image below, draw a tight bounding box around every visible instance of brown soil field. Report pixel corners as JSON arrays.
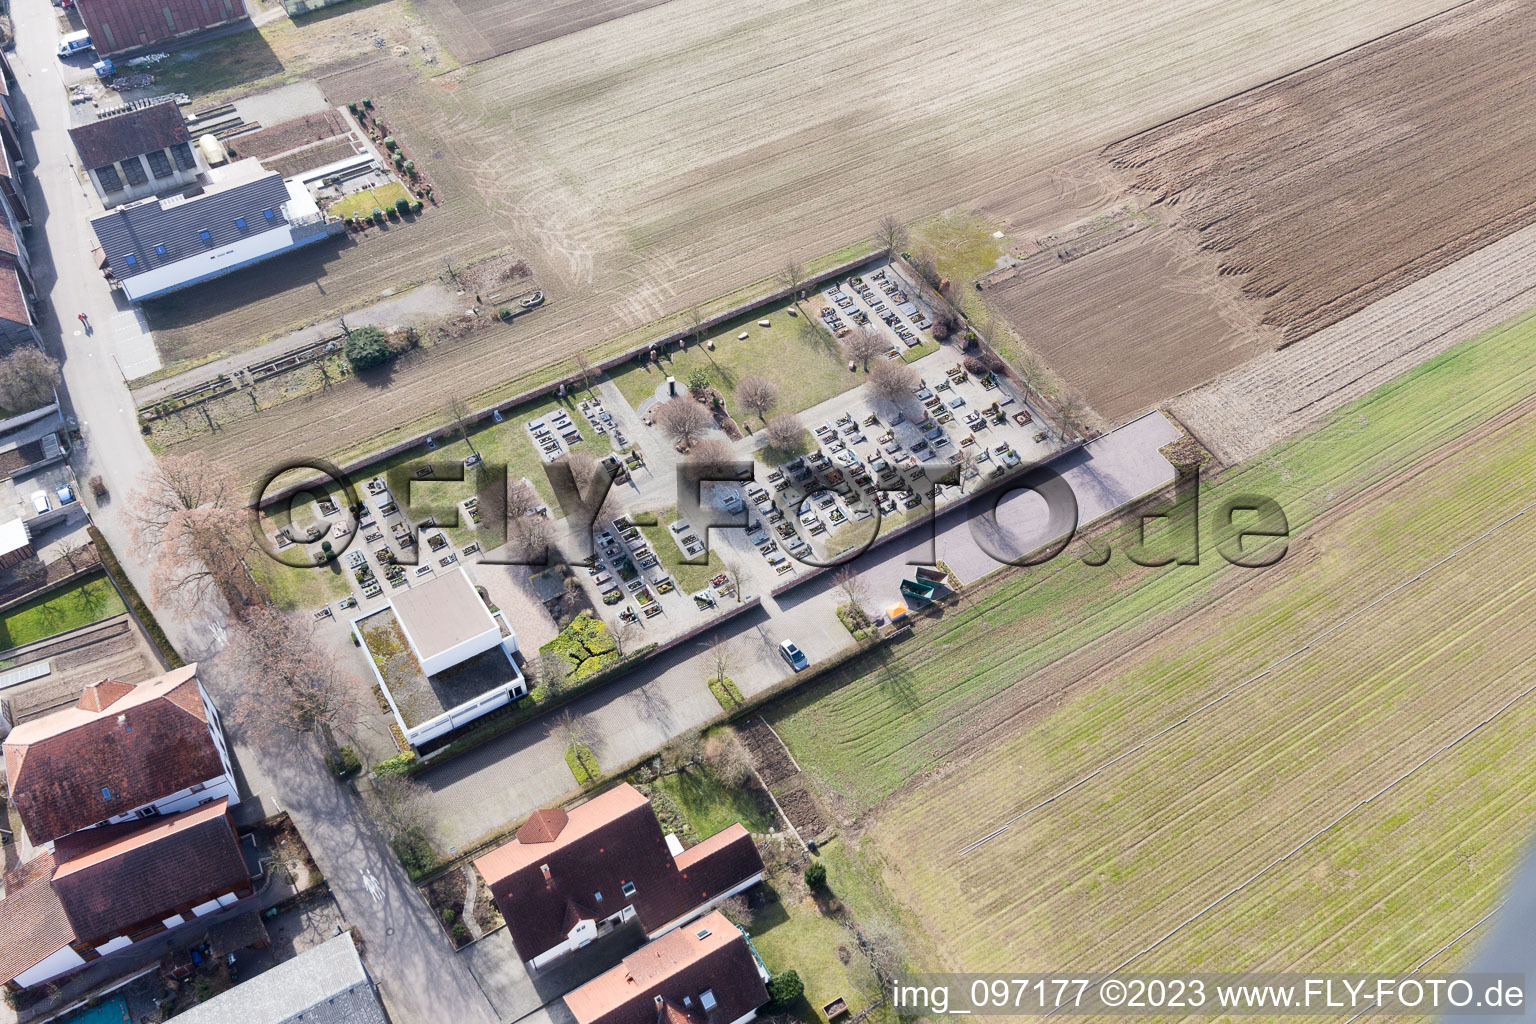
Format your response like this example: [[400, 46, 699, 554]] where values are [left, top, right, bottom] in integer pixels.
[[166, 0, 1454, 482], [412, 0, 672, 64], [229, 110, 350, 162], [1103, 0, 1536, 345], [986, 227, 1271, 420], [1174, 219, 1536, 464]]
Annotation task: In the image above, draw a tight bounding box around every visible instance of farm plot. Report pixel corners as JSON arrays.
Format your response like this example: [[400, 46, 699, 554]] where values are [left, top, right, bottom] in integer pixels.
[[411, 0, 673, 64], [165, 0, 1452, 484], [1102, 0, 1536, 346], [870, 400, 1536, 973], [986, 227, 1270, 421], [767, 303, 1536, 814]]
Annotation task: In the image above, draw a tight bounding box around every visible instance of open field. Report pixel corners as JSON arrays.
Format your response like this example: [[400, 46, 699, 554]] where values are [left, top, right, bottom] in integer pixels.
[[871, 372, 1536, 973], [768, 303, 1536, 814], [987, 227, 1268, 420], [164, 0, 1454, 484], [411, 0, 670, 64], [1103, 0, 1536, 346]]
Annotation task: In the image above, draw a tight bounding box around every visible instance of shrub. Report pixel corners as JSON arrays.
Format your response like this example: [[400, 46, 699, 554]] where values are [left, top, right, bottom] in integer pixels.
[[384, 136, 397, 150], [409, 199, 423, 213], [362, 97, 373, 107], [395, 197, 410, 217], [497, 306, 512, 321], [328, 745, 362, 777], [347, 101, 358, 113], [88, 474, 107, 498], [371, 207, 385, 224], [404, 159, 415, 175], [708, 676, 743, 710], [344, 326, 393, 371], [451, 921, 469, 942], [441, 908, 456, 924], [387, 206, 400, 220], [767, 971, 803, 1007], [390, 826, 436, 877], [565, 743, 602, 786], [803, 861, 827, 889], [372, 750, 417, 777], [392, 153, 404, 169]]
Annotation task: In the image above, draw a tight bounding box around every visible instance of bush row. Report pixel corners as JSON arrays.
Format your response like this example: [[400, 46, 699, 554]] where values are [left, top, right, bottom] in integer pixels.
[[87, 525, 185, 669]]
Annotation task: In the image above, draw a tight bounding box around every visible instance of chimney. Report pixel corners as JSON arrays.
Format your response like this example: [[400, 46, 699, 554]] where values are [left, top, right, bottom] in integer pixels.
[[654, 997, 663, 1008], [540, 864, 550, 880]]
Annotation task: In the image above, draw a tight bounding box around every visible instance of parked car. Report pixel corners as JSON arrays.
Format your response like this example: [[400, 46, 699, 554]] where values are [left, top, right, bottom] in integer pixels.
[[779, 640, 808, 671], [55, 484, 75, 505], [29, 491, 50, 515]]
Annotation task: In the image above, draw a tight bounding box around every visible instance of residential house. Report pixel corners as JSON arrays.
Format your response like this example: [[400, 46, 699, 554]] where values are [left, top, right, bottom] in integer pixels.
[[0, 798, 253, 990], [74, 0, 248, 56], [163, 932, 387, 1024], [474, 784, 765, 972], [3, 665, 239, 849], [89, 157, 342, 303], [353, 565, 526, 747], [564, 911, 770, 1024], [69, 98, 205, 207]]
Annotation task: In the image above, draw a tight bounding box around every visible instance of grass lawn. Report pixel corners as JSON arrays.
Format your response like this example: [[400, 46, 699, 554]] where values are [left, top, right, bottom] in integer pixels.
[[649, 763, 779, 841], [908, 209, 1004, 285], [610, 302, 857, 421], [899, 337, 940, 363], [636, 507, 729, 594], [748, 877, 884, 1024], [0, 573, 125, 651], [328, 183, 413, 221], [770, 305, 1536, 812], [249, 555, 353, 612]]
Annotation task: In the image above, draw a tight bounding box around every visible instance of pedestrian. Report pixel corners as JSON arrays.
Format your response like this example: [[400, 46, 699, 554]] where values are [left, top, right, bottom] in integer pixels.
[[77, 313, 88, 326]]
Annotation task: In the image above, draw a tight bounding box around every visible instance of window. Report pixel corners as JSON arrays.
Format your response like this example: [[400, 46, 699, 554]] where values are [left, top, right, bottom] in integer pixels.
[[593, 891, 603, 903], [263, 208, 276, 220], [198, 229, 211, 242], [154, 244, 166, 257], [94, 165, 123, 193], [621, 881, 636, 898], [100, 787, 112, 800], [234, 217, 247, 229], [189, 782, 205, 794], [700, 991, 717, 1012], [119, 156, 148, 187], [694, 927, 711, 939], [123, 254, 136, 267], [145, 149, 173, 178], [170, 142, 196, 171]]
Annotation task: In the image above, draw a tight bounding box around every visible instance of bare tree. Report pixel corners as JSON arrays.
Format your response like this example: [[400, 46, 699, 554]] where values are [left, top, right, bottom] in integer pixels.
[[0, 346, 61, 413], [610, 617, 643, 657], [722, 560, 747, 603], [370, 773, 436, 851], [447, 396, 479, 458], [763, 413, 807, 453], [659, 731, 703, 774], [834, 565, 869, 626], [221, 605, 364, 746], [1056, 396, 1086, 438], [548, 708, 594, 750], [655, 397, 713, 451], [573, 352, 597, 396], [702, 730, 755, 787], [13, 557, 45, 587], [505, 477, 551, 562], [867, 360, 919, 403], [127, 454, 258, 612], [684, 439, 740, 484], [702, 635, 734, 683], [876, 214, 908, 256], [860, 925, 908, 988], [1016, 354, 1046, 395], [717, 892, 754, 928], [734, 375, 778, 422], [842, 328, 886, 371], [686, 305, 706, 347], [781, 259, 805, 300], [56, 536, 91, 572]]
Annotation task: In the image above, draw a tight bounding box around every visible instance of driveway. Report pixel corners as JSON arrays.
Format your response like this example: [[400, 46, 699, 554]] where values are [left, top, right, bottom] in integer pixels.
[[418, 413, 1181, 849]]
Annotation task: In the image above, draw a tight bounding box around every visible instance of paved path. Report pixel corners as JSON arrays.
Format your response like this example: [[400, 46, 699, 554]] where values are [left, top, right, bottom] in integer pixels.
[[420, 412, 1181, 849], [8, 5, 497, 1023]]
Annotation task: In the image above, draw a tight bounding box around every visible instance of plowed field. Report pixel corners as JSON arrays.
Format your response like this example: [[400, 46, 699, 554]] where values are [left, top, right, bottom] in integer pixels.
[[166, 0, 1454, 482], [1103, 0, 1536, 345]]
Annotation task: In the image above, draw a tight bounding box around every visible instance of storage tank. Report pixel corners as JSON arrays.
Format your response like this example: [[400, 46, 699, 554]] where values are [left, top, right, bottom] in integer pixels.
[[197, 133, 227, 167]]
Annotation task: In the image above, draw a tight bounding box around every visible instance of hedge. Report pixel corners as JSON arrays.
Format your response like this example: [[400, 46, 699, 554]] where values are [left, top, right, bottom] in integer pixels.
[[708, 676, 743, 710], [87, 525, 184, 668], [565, 743, 602, 787]]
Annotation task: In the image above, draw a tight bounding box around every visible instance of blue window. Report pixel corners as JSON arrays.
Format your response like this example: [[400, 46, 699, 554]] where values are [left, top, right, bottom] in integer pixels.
[[235, 217, 247, 229], [263, 208, 276, 220], [593, 890, 603, 903], [123, 253, 136, 266], [154, 244, 166, 257], [199, 229, 211, 242]]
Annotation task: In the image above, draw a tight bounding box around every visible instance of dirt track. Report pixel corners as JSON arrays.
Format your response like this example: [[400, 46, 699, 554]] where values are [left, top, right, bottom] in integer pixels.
[[1104, 0, 1536, 345], [167, 0, 1455, 482]]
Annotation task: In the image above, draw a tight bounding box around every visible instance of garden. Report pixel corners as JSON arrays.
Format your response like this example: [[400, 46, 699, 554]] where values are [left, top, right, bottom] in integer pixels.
[[538, 612, 617, 683], [0, 572, 125, 650]]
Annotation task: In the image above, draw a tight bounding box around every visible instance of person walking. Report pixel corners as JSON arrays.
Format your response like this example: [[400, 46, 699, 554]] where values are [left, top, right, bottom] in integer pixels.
[[77, 312, 88, 327]]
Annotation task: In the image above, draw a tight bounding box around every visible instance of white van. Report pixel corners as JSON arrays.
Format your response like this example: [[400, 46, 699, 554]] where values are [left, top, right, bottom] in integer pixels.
[[56, 30, 93, 56]]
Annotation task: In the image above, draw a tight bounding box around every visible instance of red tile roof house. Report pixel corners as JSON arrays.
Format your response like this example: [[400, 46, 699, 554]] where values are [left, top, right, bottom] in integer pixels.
[[0, 799, 253, 991], [68, 98, 205, 208], [564, 911, 770, 1024], [75, 0, 248, 57], [474, 784, 765, 973], [3, 666, 240, 851]]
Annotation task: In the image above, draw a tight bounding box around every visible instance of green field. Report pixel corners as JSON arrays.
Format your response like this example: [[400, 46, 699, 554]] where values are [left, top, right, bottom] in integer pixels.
[[764, 306, 1536, 975], [0, 573, 126, 650], [328, 182, 414, 221], [636, 507, 728, 595], [610, 301, 856, 422]]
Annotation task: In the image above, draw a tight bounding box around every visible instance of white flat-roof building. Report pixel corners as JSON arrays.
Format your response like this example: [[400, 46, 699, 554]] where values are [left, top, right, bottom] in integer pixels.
[[353, 567, 525, 747]]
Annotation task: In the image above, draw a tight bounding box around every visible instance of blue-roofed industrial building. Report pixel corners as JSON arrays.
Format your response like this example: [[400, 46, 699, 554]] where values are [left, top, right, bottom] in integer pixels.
[[89, 158, 342, 303]]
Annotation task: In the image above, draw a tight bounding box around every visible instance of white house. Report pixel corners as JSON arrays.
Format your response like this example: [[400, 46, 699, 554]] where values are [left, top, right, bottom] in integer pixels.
[[2, 664, 239, 850], [354, 566, 525, 746]]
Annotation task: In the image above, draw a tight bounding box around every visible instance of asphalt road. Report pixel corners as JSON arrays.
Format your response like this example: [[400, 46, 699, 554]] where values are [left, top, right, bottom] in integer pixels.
[[5, 6, 497, 1021]]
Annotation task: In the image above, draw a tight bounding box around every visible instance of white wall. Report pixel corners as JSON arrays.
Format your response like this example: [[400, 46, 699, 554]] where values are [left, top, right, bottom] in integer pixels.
[[12, 946, 86, 989], [418, 625, 501, 677], [93, 936, 132, 956]]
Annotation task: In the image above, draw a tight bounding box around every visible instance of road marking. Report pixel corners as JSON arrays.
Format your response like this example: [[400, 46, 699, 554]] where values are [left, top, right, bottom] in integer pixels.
[[361, 869, 384, 903]]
